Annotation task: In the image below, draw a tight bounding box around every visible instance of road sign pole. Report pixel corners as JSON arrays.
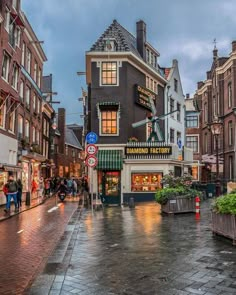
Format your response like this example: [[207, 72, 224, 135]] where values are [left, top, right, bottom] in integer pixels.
[[89, 166, 93, 214]]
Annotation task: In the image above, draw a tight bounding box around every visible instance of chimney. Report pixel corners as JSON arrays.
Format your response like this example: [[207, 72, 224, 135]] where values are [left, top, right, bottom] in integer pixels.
[[232, 40, 236, 52], [136, 20, 146, 59], [58, 108, 65, 154]]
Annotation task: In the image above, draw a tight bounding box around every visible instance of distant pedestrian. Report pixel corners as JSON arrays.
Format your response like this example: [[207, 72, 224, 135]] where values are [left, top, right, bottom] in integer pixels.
[[31, 179, 37, 195], [44, 178, 50, 197], [38, 176, 44, 198], [4, 175, 18, 214], [72, 179, 77, 197], [16, 179, 23, 208]]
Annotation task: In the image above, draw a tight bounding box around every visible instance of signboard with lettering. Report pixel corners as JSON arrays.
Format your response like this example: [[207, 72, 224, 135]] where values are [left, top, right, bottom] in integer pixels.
[[134, 84, 157, 110], [125, 146, 172, 156]]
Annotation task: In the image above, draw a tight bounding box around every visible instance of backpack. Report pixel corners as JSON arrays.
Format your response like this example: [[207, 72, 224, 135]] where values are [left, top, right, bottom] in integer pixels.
[[7, 181, 18, 193]]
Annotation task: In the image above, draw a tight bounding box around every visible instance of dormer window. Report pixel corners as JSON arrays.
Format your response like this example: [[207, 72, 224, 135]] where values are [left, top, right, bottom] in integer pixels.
[[104, 38, 117, 52]]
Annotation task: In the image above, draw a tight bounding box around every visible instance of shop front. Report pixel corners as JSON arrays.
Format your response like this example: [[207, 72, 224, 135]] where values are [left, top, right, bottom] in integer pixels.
[[96, 150, 123, 205]]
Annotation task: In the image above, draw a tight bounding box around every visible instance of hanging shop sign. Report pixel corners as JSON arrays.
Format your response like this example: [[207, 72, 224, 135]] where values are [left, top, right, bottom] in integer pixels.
[[134, 84, 157, 110]]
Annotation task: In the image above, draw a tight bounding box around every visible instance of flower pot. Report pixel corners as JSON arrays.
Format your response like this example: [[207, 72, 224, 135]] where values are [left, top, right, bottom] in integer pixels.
[[161, 196, 195, 214], [212, 211, 236, 245]]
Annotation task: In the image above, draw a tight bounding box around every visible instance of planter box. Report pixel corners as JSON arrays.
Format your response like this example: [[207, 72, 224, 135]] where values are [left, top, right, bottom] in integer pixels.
[[161, 196, 195, 214], [212, 211, 236, 245]]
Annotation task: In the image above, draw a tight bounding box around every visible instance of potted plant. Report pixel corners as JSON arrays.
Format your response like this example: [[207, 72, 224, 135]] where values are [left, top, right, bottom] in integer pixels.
[[211, 192, 236, 245], [155, 173, 201, 214]]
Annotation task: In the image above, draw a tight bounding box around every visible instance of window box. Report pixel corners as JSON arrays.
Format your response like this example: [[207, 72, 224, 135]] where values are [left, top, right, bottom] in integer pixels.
[[212, 212, 236, 246], [211, 193, 236, 245]]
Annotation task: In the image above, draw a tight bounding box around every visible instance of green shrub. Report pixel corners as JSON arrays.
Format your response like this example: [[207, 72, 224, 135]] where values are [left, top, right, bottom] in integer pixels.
[[213, 193, 236, 215], [155, 187, 201, 205]]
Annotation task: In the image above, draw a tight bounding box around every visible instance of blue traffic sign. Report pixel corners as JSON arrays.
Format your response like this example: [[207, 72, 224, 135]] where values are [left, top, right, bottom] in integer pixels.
[[177, 139, 182, 150], [86, 132, 98, 144]]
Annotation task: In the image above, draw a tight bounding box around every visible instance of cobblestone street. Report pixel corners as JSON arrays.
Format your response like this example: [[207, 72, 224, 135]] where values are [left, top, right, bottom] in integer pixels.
[[28, 200, 236, 295]]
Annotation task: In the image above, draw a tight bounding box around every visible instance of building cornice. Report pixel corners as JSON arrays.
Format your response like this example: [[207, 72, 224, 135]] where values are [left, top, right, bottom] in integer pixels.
[[86, 51, 167, 86]]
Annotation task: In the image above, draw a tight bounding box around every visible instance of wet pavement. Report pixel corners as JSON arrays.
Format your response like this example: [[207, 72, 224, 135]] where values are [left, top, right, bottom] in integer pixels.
[[0, 196, 80, 295], [27, 200, 236, 295]]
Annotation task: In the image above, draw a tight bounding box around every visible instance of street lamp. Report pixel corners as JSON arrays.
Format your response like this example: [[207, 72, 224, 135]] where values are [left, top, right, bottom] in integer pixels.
[[209, 117, 223, 197]]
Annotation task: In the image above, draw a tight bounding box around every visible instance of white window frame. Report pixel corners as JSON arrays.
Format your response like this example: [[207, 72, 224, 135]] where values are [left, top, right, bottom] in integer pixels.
[[33, 61, 38, 82], [2, 52, 11, 82], [32, 126, 36, 143], [99, 61, 119, 86], [21, 42, 25, 66], [25, 119, 30, 139], [18, 115, 23, 137], [9, 110, 15, 133], [26, 48, 31, 74], [12, 0, 17, 10], [19, 80, 24, 100], [25, 86, 30, 107], [12, 63, 19, 90], [4, 7, 10, 33], [0, 101, 6, 129], [98, 107, 119, 136]]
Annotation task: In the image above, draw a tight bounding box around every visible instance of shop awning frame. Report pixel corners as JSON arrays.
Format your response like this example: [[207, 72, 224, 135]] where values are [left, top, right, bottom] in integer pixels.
[[96, 150, 123, 170]]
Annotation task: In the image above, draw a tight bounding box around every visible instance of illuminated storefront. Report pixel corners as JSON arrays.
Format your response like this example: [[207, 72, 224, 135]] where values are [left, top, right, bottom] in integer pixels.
[[93, 142, 190, 205]]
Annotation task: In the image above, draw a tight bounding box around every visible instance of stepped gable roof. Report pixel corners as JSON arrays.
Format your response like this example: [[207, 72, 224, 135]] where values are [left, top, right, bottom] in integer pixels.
[[90, 19, 141, 58], [65, 127, 82, 150]]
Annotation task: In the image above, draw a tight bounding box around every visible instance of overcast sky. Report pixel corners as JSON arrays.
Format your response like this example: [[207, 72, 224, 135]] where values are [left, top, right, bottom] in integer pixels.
[[21, 0, 236, 124]]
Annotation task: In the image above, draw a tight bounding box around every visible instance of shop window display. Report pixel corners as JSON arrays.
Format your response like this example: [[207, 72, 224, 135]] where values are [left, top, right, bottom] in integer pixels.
[[131, 172, 162, 192]]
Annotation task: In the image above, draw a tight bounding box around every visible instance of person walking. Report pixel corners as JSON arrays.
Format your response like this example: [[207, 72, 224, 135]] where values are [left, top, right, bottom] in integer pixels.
[[72, 179, 77, 197], [38, 176, 44, 199], [16, 179, 23, 209], [4, 175, 18, 214]]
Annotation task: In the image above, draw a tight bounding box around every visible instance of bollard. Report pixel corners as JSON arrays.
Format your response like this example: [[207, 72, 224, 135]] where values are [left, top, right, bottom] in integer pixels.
[[195, 195, 200, 220], [129, 197, 135, 208]]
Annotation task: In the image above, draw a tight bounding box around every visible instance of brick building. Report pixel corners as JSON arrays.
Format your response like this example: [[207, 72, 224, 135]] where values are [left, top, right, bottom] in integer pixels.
[[85, 19, 192, 205], [196, 42, 236, 187]]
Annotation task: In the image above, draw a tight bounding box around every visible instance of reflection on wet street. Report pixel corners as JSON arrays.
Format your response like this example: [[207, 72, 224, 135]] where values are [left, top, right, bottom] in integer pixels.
[[29, 200, 236, 295]]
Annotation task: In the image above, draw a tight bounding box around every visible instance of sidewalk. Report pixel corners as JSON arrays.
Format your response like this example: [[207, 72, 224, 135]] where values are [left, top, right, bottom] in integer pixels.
[[0, 194, 50, 222]]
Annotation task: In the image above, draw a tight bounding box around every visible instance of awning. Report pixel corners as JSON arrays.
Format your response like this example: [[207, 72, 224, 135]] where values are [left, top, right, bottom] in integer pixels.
[[10, 12, 24, 27], [96, 150, 123, 170]]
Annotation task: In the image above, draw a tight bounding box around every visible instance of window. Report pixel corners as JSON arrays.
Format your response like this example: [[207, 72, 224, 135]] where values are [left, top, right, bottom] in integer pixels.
[[204, 103, 208, 123], [37, 99, 40, 114], [170, 129, 174, 143], [25, 86, 30, 107], [19, 80, 24, 101], [21, 42, 25, 66], [177, 132, 181, 144], [26, 48, 31, 74], [204, 133, 208, 153], [12, 0, 17, 9], [18, 115, 23, 138], [33, 94, 36, 112], [36, 130, 39, 144], [32, 126, 36, 143], [15, 27, 21, 47], [213, 96, 216, 117], [9, 108, 15, 133], [25, 120, 29, 139], [0, 98, 6, 128], [101, 62, 117, 85], [100, 109, 118, 135], [131, 172, 163, 192], [174, 78, 178, 92], [146, 48, 150, 63], [186, 115, 198, 128], [43, 118, 47, 135], [12, 63, 19, 90], [177, 103, 181, 121], [34, 61, 38, 82], [9, 17, 17, 48], [38, 68, 41, 88], [146, 76, 149, 89], [228, 83, 232, 108], [2, 52, 11, 81], [65, 145, 68, 156], [4, 7, 10, 32], [186, 136, 198, 153], [72, 149, 75, 158], [170, 98, 174, 117], [228, 121, 233, 146]]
